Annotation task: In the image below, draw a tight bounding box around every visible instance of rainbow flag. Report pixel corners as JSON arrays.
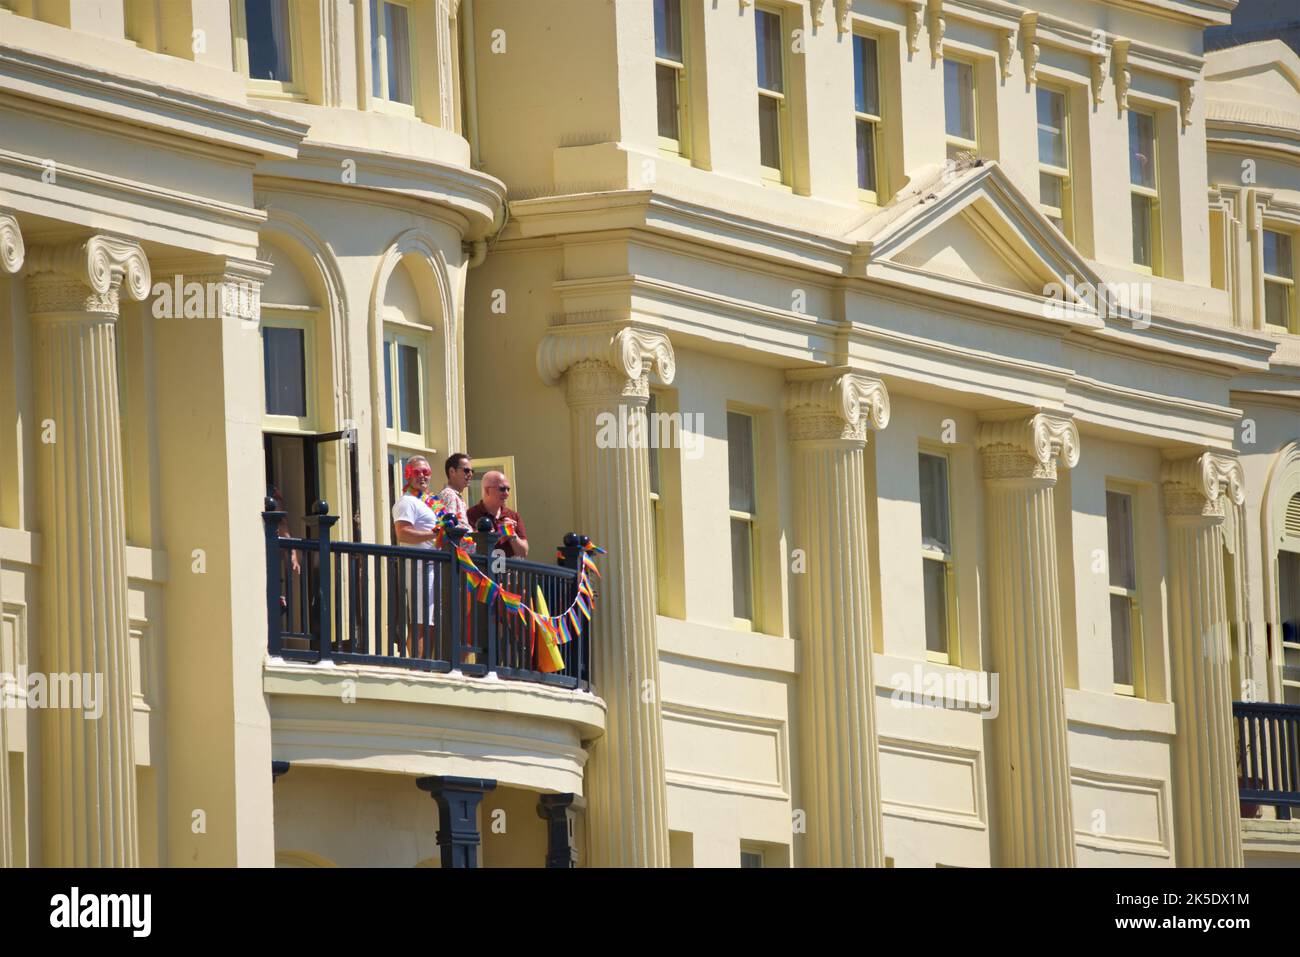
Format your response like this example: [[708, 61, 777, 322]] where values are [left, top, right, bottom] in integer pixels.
[[455, 546, 479, 576], [583, 542, 607, 555], [576, 592, 592, 621], [533, 587, 565, 673], [474, 576, 497, 604], [582, 555, 601, 579], [556, 614, 571, 646], [578, 574, 594, 600]]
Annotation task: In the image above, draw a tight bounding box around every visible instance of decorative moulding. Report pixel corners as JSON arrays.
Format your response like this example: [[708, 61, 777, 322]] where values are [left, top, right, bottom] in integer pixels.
[[0, 212, 23, 274], [929, 0, 945, 61], [906, 1, 925, 54], [537, 323, 676, 393], [1162, 451, 1245, 518], [977, 411, 1081, 481], [1020, 12, 1039, 84], [784, 368, 891, 442], [1113, 38, 1132, 111]]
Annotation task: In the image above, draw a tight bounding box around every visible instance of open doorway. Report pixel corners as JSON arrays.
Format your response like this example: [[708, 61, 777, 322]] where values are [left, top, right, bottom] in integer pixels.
[[264, 429, 361, 541]]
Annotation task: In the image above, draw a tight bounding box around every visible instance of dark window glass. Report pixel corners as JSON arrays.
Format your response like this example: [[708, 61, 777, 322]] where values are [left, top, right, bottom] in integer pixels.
[[386, 3, 414, 104], [853, 34, 879, 116], [1128, 110, 1155, 188], [923, 558, 949, 655], [398, 342, 421, 434], [755, 9, 783, 93], [1037, 87, 1066, 168], [918, 453, 950, 551], [727, 411, 755, 513], [654, 0, 683, 61], [1106, 491, 1136, 591], [245, 0, 293, 83], [657, 63, 680, 140], [263, 326, 306, 417], [1132, 193, 1154, 267], [731, 517, 754, 620], [857, 120, 877, 192], [944, 60, 974, 141]]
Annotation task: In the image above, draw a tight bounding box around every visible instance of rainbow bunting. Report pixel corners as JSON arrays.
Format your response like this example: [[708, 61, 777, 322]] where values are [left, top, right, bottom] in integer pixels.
[[454, 546, 480, 576], [556, 615, 571, 646], [582, 555, 601, 579], [474, 576, 497, 604], [583, 542, 607, 555]]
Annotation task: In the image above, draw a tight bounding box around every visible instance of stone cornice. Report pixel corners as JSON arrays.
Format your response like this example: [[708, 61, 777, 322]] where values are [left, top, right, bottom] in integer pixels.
[[784, 367, 890, 442], [537, 322, 675, 400], [0, 212, 22, 274], [977, 411, 1080, 481], [0, 44, 307, 161], [1161, 450, 1246, 519]]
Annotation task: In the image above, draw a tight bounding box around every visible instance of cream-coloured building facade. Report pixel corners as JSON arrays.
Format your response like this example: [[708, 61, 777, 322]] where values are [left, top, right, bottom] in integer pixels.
[[1, 0, 1298, 868]]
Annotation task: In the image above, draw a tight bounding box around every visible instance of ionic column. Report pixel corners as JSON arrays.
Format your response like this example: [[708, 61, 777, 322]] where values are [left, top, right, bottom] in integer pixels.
[[784, 368, 889, 867], [26, 234, 149, 867], [0, 211, 23, 868], [537, 323, 674, 867], [977, 411, 1079, 867], [1162, 451, 1246, 868]]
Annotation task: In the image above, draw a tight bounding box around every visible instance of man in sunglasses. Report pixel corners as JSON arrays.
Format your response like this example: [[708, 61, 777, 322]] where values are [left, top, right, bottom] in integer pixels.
[[436, 452, 474, 532], [468, 470, 529, 558]]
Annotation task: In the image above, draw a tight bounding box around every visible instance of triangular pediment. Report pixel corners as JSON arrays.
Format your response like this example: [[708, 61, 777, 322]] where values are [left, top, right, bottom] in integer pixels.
[[851, 161, 1104, 324]]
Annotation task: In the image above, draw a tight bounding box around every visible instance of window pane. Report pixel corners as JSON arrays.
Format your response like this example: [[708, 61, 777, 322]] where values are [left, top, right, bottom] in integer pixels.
[[1264, 230, 1293, 279], [370, 0, 382, 98], [383, 341, 393, 429], [386, 3, 413, 105], [1111, 594, 1134, 686], [263, 326, 306, 417], [731, 517, 754, 620], [727, 411, 755, 513], [1282, 551, 1300, 646], [755, 9, 783, 94], [918, 453, 950, 551], [856, 120, 877, 192], [1039, 171, 1063, 210], [740, 850, 764, 868], [1128, 110, 1155, 188], [1106, 491, 1136, 590], [397, 342, 421, 434], [758, 95, 782, 170], [944, 60, 974, 142], [647, 394, 661, 495], [245, 0, 293, 83], [1131, 193, 1153, 267], [1265, 280, 1291, 328], [853, 34, 879, 116], [657, 63, 681, 140], [923, 558, 949, 656], [1037, 87, 1066, 168], [654, 0, 683, 62]]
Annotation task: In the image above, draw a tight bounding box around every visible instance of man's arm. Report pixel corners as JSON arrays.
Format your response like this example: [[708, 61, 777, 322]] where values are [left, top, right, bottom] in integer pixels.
[[511, 515, 529, 558], [394, 520, 438, 546]]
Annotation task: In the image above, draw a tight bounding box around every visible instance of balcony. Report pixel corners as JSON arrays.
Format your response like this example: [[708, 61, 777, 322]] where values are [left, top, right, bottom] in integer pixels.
[[1235, 701, 1300, 820], [262, 501, 593, 690]]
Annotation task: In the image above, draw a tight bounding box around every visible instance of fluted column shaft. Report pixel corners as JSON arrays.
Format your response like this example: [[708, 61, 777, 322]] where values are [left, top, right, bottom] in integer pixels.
[[1163, 452, 1245, 867], [27, 236, 148, 867], [979, 413, 1079, 867], [0, 212, 23, 867], [566, 364, 668, 867], [539, 325, 674, 867], [785, 369, 889, 867]]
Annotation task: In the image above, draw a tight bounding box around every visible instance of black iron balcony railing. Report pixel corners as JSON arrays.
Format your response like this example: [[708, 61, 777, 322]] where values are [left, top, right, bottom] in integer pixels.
[[262, 501, 592, 692], [1235, 700, 1300, 819]]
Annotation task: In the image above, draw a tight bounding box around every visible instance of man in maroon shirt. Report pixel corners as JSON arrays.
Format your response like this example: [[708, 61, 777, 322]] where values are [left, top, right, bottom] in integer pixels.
[[467, 470, 529, 558]]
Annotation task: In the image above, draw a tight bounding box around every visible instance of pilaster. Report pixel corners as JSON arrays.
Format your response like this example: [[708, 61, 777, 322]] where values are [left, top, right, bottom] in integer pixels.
[[1162, 449, 1246, 867], [536, 322, 674, 867], [784, 368, 889, 867], [26, 234, 149, 867], [0, 211, 21, 868], [977, 411, 1079, 867]]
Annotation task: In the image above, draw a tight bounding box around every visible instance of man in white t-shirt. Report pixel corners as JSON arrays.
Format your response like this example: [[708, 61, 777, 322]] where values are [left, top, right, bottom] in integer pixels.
[[392, 455, 441, 658]]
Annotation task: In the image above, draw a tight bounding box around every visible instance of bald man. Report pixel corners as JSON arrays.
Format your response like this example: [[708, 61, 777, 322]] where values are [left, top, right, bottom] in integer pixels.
[[467, 470, 529, 558]]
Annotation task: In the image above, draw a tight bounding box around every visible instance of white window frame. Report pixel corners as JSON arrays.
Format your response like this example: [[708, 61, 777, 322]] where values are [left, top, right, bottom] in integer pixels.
[[1263, 227, 1297, 335], [370, 0, 419, 117], [728, 409, 760, 630], [943, 56, 978, 161], [1036, 83, 1073, 243], [261, 308, 316, 433], [919, 448, 958, 665], [381, 325, 429, 450], [755, 5, 792, 187], [853, 30, 885, 204], [1106, 486, 1146, 697], [654, 0, 691, 158], [232, 0, 306, 100], [1128, 106, 1163, 276]]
